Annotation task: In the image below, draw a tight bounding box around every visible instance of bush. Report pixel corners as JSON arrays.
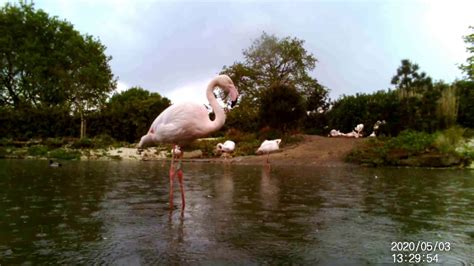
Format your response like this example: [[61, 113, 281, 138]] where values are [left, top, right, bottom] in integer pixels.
[[433, 126, 465, 153], [259, 84, 305, 132], [44, 138, 66, 149], [27, 145, 48, 156], [49, 148, 81, 160], [385, 130, 435, 154], [93, 134, 116, 148], [70, 138, 94, 149], [224, 128, 257, 142]]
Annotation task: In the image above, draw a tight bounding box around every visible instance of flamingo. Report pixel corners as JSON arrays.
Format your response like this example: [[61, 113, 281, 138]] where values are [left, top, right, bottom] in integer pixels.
[[138, 75, 239, 209], [329, 129, 343, 137], [354, 124, 364, 137], [216, 140, 235, 159], [256, 139, 281, 165]]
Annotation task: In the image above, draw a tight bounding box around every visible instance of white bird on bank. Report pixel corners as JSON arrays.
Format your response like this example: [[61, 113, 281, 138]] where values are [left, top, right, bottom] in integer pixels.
[[216, 140, 235, 153], [216, 140, 235, 159], [354, 124, 364, 136], [329, 129, 343, 137], [256, 139, 281, 165], [137, 75, 239, 209]]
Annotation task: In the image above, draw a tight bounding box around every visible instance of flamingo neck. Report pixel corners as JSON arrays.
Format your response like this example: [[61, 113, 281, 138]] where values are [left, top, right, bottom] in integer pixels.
[[206, 79, 226, 132]]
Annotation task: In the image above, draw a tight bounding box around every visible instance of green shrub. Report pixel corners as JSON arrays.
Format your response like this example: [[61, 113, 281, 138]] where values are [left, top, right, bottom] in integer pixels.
[[0, 138, 13, 147], [43, 138, 66, 148], [70, 138, 94, 149], [93, 134, 116, 148], [49, 148, 81, 160], [27, 145, 48, 156], [433, 126, 465, 153], [385, 130, 435, 154], [233, 140, 261, 156]]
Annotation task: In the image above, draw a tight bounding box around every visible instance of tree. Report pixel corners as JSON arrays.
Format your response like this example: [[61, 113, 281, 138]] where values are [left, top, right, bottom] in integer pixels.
[[0, 2, 116, 138], [391, 59, 433, 94], [97, 87, 171, 142], [65, 34, 116, 139], [259, 84, 305, 132], [220, 32, 326, 132], [460, 26, 474, 80], [222, 32, 321, 100], [455, 80, 474, 128]]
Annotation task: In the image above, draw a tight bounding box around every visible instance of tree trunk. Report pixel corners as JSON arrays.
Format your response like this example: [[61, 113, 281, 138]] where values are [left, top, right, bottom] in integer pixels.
[[80, 112, 87, 139]]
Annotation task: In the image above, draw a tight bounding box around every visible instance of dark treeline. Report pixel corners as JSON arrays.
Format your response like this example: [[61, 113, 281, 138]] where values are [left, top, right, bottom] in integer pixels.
[[1, 3, 473, 144]]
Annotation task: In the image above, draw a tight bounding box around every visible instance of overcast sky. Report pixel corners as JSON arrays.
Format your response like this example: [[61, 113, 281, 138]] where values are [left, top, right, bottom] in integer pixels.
[[2, 0, 473, 104]]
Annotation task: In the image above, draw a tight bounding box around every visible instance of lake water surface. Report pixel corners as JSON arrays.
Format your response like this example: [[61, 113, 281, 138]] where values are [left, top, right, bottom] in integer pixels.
[[0, 160, 473, 264]]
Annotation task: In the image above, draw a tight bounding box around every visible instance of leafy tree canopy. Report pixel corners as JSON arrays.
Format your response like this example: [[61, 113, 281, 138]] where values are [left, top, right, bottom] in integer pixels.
[[221, 32, 324, 104], [460, 26, 474, 80], [259, 83, 305, 132], [0, 2, 116, 138], [391, 59, 433, 93]]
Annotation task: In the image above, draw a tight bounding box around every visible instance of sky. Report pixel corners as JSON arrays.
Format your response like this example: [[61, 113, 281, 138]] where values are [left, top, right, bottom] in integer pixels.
[[2, 0, 473, 104]]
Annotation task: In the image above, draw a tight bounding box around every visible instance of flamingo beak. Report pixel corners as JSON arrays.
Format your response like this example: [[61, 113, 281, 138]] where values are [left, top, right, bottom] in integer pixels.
[[228, 84, 239, 108], [230, 98, 238, 108]]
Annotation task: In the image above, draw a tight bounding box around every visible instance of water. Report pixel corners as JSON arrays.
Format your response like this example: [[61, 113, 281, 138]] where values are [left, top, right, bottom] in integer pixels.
[[0, 160, 473, 264]]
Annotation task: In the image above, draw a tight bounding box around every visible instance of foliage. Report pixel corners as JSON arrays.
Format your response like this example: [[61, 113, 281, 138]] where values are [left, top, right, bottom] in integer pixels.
[[48, 148, 81, 160], [391, 59, 433, 93], [70, 138, 95, 149], [259, 84, 306, 131], [0, 2, 116, 139], [455, 80, 474, 128], [221, 32, 320, 100], [347, 129, 471, 167], [459, 26, 474, 80], [327, 90, 399, 135], [436, 83, 458, 128], [44, 138, 68, 149], [433, 126, 465, 153], [0, 105, 78, 140], [220, 32, 327, 133], [92, 87, 171, 143], [27, 145, 48, 156], [385, 130, 436, 154]]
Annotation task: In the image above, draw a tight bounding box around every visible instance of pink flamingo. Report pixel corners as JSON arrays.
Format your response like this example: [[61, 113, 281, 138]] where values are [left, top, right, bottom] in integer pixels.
[[138, 75, 239, 209], [256, 139, 281, 166]]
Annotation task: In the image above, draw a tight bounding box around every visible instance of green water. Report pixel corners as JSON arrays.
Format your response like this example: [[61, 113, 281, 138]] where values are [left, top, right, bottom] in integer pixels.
[[0, 160, 473, 264]]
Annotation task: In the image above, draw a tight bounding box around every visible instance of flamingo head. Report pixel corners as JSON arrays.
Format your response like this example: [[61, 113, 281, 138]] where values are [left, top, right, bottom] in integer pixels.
[[215, 143, 224, 153], [138, 133, 156, 150], [217, 75, 239, 108]]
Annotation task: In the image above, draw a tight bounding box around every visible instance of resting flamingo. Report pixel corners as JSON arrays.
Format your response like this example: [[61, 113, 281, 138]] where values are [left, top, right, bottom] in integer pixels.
[[138, 75, 239, 209], [216, 140, 235, 159], [256, 139, 281, 166]]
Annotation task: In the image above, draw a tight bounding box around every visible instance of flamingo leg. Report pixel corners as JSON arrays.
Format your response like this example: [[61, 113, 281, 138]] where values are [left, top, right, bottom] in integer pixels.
[[177, 151, 185, 209], [169, 145, 176, 209], [177, 169, 185, 209]]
